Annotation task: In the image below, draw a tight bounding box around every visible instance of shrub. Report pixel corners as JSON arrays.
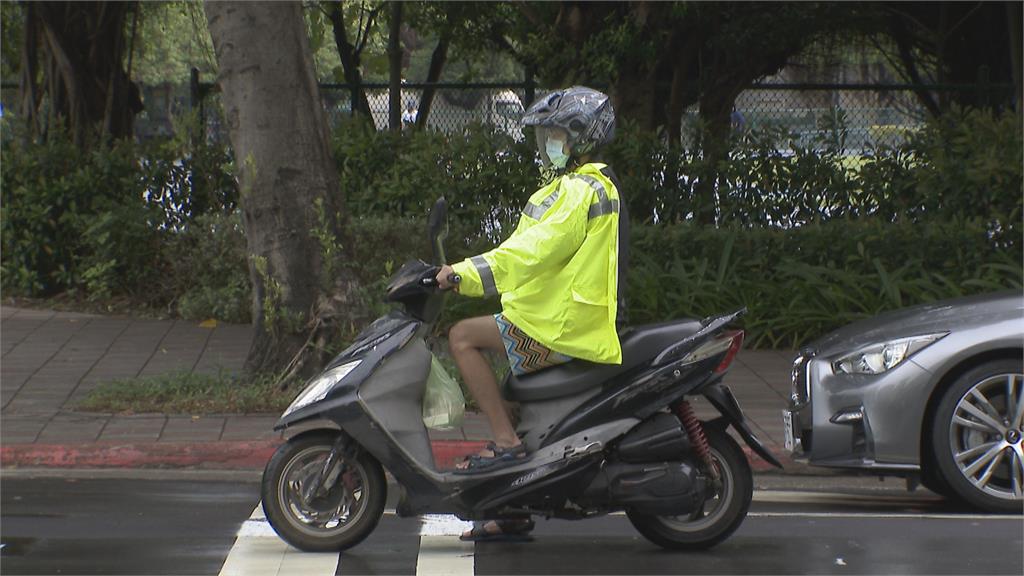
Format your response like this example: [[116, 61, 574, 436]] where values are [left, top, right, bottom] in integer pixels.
[[628, 219, 1021, 348], [1, 129, 238, 303], [2, 108, 1019, 351], [169, 211, 251, 324]]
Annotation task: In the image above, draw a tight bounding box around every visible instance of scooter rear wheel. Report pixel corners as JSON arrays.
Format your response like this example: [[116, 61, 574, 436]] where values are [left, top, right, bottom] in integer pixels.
[[261, 431, 386, 552], [627, 426, 752, 550]]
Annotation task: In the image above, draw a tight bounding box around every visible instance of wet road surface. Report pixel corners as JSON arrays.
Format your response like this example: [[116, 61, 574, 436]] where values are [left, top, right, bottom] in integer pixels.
[[1, 473, 1021, 575]]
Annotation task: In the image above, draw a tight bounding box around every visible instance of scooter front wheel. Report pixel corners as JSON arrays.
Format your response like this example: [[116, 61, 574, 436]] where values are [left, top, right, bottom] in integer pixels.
[[261, 431, 386, 552], [627, 426, 753, 550]]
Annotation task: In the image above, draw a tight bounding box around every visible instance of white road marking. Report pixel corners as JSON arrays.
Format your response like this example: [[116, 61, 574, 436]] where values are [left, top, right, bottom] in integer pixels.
[[752, 490, 944, 505], [218, 504, 339, 576], [218, 491, 1013, 576], [746, 511, 1021, 520], [416, 515, 474, 576]]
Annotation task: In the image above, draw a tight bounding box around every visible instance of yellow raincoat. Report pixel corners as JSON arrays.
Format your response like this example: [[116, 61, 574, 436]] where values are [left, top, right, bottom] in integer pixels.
[[451, 163, 622, 364]]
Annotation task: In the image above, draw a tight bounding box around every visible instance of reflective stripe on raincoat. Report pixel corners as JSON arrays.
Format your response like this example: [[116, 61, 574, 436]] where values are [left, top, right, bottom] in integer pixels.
[[451, 163, 622, 364]]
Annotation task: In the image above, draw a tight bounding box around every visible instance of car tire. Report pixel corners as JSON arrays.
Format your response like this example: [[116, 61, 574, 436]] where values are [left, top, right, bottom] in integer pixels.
[[931, 358, 1023, 514]]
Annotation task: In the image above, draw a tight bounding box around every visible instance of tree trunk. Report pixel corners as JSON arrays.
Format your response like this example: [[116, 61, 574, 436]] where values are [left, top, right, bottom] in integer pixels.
[[205, 1, 356, 381], [416, 28, 451, 130], [326, 2, 372, 117], [21, 1, 142, 148], [695, 84, 741, 226], [666, 33, 700, 146]]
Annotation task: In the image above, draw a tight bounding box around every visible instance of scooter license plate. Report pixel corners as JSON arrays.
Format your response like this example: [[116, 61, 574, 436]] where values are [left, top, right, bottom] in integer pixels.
[[782, 409, 795, 453]]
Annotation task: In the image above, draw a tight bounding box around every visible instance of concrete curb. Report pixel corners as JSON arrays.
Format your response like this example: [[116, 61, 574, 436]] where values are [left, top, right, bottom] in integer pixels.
[[0, 441, 283, 470], [1, 439, 797, 473]]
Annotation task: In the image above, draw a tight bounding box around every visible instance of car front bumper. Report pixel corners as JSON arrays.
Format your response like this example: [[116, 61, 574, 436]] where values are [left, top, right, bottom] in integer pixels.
[[783, 351, 924, 473]]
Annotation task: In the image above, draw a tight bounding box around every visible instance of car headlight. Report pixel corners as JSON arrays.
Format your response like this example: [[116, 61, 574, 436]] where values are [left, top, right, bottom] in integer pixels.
[[833, 333, 947, 375], [283, 360, 361, 417]]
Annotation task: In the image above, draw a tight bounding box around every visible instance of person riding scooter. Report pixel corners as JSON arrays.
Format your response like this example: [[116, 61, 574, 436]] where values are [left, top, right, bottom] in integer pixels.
[[435, 86, 628, 539]]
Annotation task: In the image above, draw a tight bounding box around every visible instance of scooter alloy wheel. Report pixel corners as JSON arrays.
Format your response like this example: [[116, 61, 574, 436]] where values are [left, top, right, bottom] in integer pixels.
[[261, 431, 386, 552], [627, 426, 752, 550]]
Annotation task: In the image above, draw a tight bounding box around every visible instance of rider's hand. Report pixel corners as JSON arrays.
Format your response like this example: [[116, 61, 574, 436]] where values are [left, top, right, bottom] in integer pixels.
[[436, 265, 457, 291]]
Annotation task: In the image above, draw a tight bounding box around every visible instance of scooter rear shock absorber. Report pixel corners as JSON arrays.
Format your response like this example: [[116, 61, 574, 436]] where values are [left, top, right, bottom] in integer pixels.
[[673, 400, 720, 482]]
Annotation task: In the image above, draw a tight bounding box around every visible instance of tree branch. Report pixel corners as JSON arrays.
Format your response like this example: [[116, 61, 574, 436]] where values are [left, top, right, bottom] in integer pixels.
[[356, 4, 385, 55]]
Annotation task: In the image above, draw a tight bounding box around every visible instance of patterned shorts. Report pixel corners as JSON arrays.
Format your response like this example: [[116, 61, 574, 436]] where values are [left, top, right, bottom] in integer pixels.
[[494, 314, 574, 376]]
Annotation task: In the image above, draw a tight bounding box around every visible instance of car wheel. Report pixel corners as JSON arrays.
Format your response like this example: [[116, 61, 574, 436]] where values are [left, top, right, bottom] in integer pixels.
[[932, 358, 1024, 514]]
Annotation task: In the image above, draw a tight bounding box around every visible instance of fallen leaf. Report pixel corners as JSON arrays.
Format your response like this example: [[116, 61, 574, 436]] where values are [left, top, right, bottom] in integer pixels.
[[199, 319, 218, 328]]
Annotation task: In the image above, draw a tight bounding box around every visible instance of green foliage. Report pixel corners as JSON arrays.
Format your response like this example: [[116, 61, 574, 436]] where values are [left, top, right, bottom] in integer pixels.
[[3, 108, 1019, 352], [1, 1, 23, 80], [1, 133, 164, 297], [628, 220, 1021, 348], [332, 117, 538, 242], [0, 124, 239, 307], [603, 108, 1022, 231], [132, 1, 217, 86], [170, 211, 251, 324]]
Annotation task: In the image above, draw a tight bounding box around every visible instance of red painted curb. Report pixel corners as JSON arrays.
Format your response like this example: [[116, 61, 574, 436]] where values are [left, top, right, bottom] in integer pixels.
[[0, 441, 284, 470], [0, 440, 492, 471], [1, 439, 791, 472]]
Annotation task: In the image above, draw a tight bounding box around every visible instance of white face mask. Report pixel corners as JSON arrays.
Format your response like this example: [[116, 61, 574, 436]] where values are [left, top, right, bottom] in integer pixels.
[[545, 137, 569, 169]]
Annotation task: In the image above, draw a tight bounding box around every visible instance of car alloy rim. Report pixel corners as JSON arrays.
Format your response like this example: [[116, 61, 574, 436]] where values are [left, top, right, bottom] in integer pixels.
[[949, 372, 1024, 501], [278, 445, 368, 537]]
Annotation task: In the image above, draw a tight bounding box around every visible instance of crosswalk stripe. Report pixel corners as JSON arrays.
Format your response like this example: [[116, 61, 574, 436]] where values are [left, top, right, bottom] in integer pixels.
[[416, 515, 474, 576], [218, 504, 340, 576]]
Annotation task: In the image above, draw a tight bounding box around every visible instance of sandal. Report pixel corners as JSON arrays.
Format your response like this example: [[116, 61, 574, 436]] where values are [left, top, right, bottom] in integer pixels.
[[459, 518, 535, 542], [454, 442, 527, 474]]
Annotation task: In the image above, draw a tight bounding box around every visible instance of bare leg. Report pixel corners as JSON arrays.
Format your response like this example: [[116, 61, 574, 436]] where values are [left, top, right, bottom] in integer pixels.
[[448, 316, 519, 448]]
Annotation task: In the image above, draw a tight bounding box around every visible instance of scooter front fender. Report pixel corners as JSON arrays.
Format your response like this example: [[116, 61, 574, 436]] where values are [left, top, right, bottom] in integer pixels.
[[703, 383, 784, 469]]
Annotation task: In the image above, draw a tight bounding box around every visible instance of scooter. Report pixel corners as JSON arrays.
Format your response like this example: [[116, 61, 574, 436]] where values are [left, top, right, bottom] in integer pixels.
[[261, 198, 782, 552]]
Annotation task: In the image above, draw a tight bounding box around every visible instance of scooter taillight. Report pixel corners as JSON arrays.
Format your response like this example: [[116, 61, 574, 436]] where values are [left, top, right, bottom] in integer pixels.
[[713, 330, 745, 374]]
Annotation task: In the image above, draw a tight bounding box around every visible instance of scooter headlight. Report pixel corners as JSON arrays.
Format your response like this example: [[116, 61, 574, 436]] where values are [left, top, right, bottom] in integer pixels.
[[283, 360, 362, 417]]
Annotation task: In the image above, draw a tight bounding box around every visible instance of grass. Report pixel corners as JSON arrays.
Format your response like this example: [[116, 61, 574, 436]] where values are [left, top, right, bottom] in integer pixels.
[[73, 336, 501, 415], [77, 371, 296, 414]]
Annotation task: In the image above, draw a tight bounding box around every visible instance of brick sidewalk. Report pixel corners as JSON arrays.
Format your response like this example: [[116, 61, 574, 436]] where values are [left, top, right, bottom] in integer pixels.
[[0, 306, 795, 469]]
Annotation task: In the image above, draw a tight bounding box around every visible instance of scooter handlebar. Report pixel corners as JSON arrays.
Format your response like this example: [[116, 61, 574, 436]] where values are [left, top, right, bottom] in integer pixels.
[[420, 272, 461, 290]]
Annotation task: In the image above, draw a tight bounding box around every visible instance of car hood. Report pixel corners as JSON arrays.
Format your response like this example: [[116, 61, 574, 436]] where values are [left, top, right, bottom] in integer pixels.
[[806, 290, 1023, 356]]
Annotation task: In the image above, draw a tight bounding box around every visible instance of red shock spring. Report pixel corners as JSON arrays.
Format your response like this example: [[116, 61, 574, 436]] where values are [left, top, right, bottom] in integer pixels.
[[673, 401, 720, 481]]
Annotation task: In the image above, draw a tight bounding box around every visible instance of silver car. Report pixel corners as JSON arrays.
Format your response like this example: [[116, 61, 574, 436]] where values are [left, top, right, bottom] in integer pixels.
[[784, 290, 1023, 513]]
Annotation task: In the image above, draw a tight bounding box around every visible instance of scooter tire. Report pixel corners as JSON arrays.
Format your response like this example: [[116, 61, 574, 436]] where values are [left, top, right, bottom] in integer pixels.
[[627, 427, 753, 551], [261, 431, 386, 552]]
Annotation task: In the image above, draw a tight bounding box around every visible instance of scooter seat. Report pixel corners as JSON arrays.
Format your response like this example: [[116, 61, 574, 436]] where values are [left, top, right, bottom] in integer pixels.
[[506, 319, 703, 402]]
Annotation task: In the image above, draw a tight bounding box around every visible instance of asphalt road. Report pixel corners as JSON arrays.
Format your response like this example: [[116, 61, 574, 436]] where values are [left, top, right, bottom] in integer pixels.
[[1, 471, 1021, 575]]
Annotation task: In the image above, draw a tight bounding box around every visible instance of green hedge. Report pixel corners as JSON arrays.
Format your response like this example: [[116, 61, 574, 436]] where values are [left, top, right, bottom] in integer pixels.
[[627, 219, 1020, 348], [2, 109, 1020, 349], [348, 215, 1021, 348]]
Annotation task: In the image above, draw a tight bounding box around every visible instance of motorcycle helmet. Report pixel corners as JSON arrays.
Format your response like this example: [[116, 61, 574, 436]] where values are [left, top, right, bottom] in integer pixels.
[[522, 86, 616, 169]]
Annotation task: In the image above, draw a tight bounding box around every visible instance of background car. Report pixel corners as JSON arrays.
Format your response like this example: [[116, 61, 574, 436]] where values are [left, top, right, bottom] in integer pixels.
[[784, 290, 1023, 513]]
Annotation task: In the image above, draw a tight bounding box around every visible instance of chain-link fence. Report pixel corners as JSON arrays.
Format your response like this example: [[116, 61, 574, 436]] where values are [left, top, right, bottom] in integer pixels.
[[222, 80, 1012, 151], [721, 82, 1015, 151], [1, 78, 1013, 150]]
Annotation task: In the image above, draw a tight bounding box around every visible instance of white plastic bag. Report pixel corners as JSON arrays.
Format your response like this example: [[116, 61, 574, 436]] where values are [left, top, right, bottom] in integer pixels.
[[422, 354, 465, 430]]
